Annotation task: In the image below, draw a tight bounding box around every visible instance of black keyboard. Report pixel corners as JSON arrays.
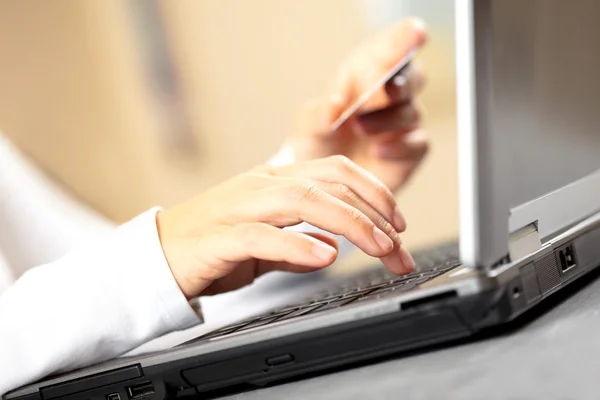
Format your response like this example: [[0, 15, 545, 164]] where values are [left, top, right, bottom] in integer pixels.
[[182, 242, 460, 344]]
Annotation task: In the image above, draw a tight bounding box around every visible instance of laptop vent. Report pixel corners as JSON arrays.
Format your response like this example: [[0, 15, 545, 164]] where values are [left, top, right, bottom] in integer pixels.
[[534, 253, 560, 294]]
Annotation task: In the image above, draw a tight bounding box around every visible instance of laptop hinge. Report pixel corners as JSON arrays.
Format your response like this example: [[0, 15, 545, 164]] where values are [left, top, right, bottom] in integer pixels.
[[508, 222, 542, 261]]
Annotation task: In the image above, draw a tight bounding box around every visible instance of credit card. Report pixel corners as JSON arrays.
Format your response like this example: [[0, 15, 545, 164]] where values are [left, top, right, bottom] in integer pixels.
[[329, 47, 419, 132]]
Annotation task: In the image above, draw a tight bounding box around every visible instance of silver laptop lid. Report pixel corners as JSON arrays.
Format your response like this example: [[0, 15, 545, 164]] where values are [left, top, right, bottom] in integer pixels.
[[455, 0, 600, 268]]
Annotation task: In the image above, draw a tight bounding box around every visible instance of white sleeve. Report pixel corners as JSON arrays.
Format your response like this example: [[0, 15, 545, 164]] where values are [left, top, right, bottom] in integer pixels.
[[0, 134, 115, 275], [267, 143, 355, 258], [0, 208, 202, 396]]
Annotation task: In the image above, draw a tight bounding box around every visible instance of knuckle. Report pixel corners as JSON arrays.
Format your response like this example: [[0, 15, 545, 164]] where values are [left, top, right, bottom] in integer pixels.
[[278, 230, 293, 250], [346, 206, 366, 225], [337, 183, 354, 200], [329, 154, 355, 173], [372, 212, 389, 229], [289, 180, 321, 203], [364, 174, 396, 211], [282, 232, 305, 254], [250, 164, 278, 177], [379, 220, 398, 240], [241, 224, 262, 248], [261, 165, 278, 176], [374, 183, 394, 204]]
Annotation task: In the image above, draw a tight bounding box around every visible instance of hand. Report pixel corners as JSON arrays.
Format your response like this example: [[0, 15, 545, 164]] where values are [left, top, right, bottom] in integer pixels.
[[157, 156, 415, 300], [292, 18, 429, 192]]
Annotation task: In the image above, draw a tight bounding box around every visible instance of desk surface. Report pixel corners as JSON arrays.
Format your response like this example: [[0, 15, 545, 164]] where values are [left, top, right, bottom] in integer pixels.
[[222, 269, 600, 400]]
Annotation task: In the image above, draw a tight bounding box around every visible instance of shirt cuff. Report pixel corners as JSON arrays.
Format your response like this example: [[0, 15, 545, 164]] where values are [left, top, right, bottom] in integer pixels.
[[119, 207, 203, 330]]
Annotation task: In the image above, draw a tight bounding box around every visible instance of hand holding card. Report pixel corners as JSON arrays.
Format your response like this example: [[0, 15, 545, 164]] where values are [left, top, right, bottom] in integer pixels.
[[292, 18, 428, 192], [329, 47, 420, 133]]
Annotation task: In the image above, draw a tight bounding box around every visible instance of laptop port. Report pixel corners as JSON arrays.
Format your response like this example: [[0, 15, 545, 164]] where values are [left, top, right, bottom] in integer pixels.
[[512, 286, 521, 299], [565, 245, 576, 268], [559, 245, 577, 272], [106, 394, 121, 400], [126, 382, 155, 399]]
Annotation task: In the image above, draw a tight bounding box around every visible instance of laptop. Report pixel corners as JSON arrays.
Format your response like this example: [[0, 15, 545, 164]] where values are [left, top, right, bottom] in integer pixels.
[[6, 0, 600, 399]]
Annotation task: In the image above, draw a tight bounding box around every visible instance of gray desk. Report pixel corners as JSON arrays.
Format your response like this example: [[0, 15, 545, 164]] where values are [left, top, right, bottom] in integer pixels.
[[223, 271, 600, 400]]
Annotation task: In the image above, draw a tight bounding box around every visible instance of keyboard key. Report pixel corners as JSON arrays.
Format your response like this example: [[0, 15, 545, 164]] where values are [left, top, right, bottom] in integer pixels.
[[311, 297, 359, 314], [340, 288, 375, 299], [355, 288, 402, 303], [276, 304, 324, 322], [270, 304, 302, 314], [363, 285, 403, 299], [180, 322, 247, 344], [236, 315, 282, 333]]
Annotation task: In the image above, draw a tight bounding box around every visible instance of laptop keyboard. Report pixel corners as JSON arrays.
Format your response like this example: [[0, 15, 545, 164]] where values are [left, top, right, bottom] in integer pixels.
[[183, 242, 460, 344]]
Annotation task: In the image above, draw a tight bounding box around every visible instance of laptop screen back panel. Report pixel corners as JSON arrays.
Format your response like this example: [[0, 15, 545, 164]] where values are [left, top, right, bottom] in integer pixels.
[[456, 0, 600, 268]]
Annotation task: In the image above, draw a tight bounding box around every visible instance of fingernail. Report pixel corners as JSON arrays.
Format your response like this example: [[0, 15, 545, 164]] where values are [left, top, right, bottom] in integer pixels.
[[400, 248, 416, 272], [393, 207, 406, 232], [312, 241, 337, 262], [373, 227, 394, 252]]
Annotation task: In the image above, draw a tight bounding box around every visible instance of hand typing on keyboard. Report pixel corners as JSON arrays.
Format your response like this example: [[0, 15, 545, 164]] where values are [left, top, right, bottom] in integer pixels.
[[157, 156, 415, 300], [183, 244, 460, 344]]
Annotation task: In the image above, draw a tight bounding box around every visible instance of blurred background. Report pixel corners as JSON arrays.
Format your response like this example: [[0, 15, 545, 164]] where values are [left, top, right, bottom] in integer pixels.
[[0, 0, 457, 262]]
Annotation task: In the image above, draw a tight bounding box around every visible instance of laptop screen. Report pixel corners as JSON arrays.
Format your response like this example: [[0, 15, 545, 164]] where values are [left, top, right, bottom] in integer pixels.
[[456, 0, 600, 268]]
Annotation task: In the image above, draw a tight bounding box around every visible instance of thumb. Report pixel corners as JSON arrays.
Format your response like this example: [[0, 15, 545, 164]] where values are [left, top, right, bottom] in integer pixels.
[[292, 88, 358, 161], [291, 95, 347, 160], [294, 92, 349, 139], [257, 232, 340, 276]]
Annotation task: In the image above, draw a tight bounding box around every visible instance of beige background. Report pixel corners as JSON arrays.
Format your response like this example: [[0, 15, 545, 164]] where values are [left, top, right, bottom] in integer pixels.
[[0, 0, 458, 257]]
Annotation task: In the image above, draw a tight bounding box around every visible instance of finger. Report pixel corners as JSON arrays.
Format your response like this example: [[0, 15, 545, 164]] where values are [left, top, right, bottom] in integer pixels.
[[309, 189, 409, 274], [399, 246, 416, 272], [261, 234, 414, 277], [380, 241, 416, 275], [216, 223, 338, 268], [372, 17, 429, 73], [316, 181, 399, 243], [294, 95, 347, 141], [257, 232, 340, 275], [226, 176, 407, 272], [384, 60, 427, 105], [276, 155, 406, 232], [355, 100, 422, 135], [235, 183, 396, 258], [372, 129, 429, 161], [285, 186, 396, 258], [308, 183, 412, 275], [329, 18, 429, 115], [303, 232, 339, 251]]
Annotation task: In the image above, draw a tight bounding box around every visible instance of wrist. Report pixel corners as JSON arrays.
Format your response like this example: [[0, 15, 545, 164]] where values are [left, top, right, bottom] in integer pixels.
[[155, 209, 212, 301]]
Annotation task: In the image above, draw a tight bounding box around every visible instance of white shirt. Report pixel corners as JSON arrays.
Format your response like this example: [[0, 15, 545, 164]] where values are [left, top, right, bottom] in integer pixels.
[[0, 136, 352, 395]]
